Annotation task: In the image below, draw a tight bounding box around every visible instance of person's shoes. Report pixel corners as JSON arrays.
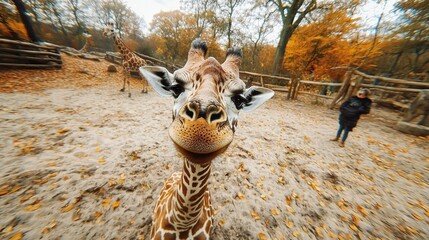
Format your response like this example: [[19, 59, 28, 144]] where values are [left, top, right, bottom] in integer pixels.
[[339, 142, 345, 147], [330, 138, 339, 141]]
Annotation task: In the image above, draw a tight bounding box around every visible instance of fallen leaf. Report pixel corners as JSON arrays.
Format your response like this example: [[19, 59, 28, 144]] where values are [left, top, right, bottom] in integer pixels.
[[349, 224, 358, 232], [270, 208, 279, 216], [315, 227, 323, 236], [286, 205, 295, 214], [98, 158, 106, 163], [94, 212, 103, 218], [258, 233, 267, 240], [236, 192, 245, 200], [0, 184, 10, 195], [286, 221, 294, 228], [352, 214, 360, 227], [24, 199, 42, 212], [292, 231, 300, 237], [260, 195, 267, 201], [61, 197, 81, 213], [57, 128, 70, 134], [112, 200, 120, 209], [218, 219, 225, 226], [357, 205, 368, 216], [10, 232, 23, 240], [411, 213, 423, 220], [3, 225, 13, 234], [251, 211, 261, 220]]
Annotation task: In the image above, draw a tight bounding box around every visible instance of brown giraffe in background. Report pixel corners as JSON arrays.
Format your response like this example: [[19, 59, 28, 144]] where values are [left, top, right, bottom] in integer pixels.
[[139, 39, 274, 239], [103, 23, 148, 97]]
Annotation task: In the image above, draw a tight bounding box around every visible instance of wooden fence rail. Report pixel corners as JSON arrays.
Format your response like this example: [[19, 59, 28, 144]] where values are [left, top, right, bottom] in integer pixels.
[[0, 38, 62, 69], [104, 51, 428, 111]]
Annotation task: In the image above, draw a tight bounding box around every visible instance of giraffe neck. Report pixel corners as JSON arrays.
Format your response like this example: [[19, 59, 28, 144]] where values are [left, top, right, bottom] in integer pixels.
[[170, 158, 211, 230], [113, 35, 132, 57], [80, 41, 89, 52]]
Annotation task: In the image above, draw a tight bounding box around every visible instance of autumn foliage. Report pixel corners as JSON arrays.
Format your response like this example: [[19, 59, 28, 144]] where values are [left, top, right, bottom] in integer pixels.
[[1, 0, 428, 81]]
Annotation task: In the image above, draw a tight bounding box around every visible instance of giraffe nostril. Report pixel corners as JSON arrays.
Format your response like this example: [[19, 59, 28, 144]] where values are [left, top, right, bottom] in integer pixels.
[[180, 102, 199, 120], [207, 105, 226, 124], [185, 108, 195, 119], [209, 112, 223, 123]]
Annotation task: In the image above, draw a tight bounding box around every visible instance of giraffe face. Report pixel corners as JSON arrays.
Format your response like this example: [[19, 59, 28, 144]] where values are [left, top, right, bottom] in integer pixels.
[[140, 39, 274, 158], [102, 23, 115, 38]]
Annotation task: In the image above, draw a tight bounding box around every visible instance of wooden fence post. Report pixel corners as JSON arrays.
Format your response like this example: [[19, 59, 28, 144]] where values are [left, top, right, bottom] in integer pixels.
[[287, 78, 295, 100], [329, 70, 353, 109], [293, 79, 301, 100], [260, 75, 265, 87]]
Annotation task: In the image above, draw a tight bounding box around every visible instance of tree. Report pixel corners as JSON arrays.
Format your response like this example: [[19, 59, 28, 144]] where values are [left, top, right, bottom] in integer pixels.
[[268, 0, 318, 75], [150, 11, 196, 64], [11, 0, 40, 42], [240, 0, 276, 72], [219, 0, 245, 48], [392, 0, 429, 73]]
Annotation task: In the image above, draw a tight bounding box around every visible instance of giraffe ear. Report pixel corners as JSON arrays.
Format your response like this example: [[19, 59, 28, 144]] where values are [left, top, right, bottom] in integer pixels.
[[241, 86, 274, 112], [139, 66, 174, 97]]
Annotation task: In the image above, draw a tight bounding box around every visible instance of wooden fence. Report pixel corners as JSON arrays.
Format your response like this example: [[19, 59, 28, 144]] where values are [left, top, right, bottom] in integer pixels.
[[0, 38, 62, 69], [104, 51, 429, 111], [240, 68, 429, 110]]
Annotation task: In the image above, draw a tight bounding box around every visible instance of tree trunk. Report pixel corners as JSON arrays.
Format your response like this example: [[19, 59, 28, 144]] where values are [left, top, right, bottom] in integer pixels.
[[270, 0, 317, 76], [11, 0, 41, 43]]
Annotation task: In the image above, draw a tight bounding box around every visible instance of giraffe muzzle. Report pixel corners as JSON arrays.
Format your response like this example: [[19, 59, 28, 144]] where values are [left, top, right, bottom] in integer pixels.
[[170, 101, 233, 154]]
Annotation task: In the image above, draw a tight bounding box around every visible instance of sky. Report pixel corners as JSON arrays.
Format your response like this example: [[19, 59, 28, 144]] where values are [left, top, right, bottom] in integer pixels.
[[124, 0, 181, 26], [124, 0, 397, 33]]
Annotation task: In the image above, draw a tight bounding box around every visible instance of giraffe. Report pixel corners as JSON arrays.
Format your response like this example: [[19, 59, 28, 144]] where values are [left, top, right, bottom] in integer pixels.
[[139, 39, 274, 239], [79, 32, 92, 53], [103, 23, 148, 97]]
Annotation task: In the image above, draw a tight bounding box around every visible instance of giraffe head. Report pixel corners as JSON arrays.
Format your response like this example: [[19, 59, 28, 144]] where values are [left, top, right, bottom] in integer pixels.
[[139, 39, 274, 161], [102, 22, 115, 38]]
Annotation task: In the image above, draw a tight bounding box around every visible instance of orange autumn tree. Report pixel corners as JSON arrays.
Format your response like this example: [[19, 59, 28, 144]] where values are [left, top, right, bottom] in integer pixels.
[[284, 9, 379, 80]]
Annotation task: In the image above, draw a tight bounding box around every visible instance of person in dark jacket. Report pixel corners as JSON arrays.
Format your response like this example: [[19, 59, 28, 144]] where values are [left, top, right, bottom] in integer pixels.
[[331, 88, 372, 147]]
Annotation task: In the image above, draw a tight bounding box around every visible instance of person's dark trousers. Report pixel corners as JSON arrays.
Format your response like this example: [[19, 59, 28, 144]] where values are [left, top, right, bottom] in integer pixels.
[[336, 124, 349, 143]]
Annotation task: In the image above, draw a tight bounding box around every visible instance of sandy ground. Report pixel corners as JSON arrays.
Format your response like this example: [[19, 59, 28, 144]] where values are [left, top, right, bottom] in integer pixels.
[[0, 55, 428, 240]]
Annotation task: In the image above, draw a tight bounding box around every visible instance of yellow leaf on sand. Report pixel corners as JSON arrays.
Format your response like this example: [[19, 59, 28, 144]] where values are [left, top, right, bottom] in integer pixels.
[[357, 205, 368, 216], [271, 208, 279, 216], [57, 128, 70, 134], [260, 195, 267, 201], [218, 219, 225, 226], [350, 224, 358, 232], [258, 233, 267, 240], [112, 200, 120, 209], [315, 227, 323, 236], [61, 197, 81, 213], [292, 231, 300, 237], [411, 213, 423, 220], [3, 225, 13, 234], [24, 202, 42, 212], [98, 158, 106, 163], [251, 211, 261, 220], [10, 232, 23, 240], [94, 212, 103, 218], [236, 192, 245, 200], [286, 205, 295, 214], [286, 221, 294, 228], [352, 214, 360, 226]]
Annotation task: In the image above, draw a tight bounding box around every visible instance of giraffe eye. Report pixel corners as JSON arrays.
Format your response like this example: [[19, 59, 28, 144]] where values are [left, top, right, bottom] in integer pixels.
[[168, 84, 184, 98], [231, 94, 248, 109]]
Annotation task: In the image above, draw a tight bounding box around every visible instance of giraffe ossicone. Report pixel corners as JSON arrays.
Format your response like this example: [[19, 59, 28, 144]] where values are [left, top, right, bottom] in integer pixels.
[[140, 39, 274, 239], [102, 23, 149, 97]]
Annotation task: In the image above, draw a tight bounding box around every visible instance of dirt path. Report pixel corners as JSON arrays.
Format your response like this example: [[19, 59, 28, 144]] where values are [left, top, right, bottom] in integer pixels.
[[0, 56, 428, 239]]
